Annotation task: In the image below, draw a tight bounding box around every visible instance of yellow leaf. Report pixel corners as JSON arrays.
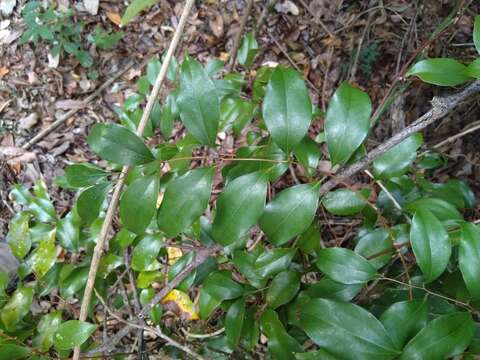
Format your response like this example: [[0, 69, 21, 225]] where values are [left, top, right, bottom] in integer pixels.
[[162, 289, 199, 320], [167, 247, 182, 265]]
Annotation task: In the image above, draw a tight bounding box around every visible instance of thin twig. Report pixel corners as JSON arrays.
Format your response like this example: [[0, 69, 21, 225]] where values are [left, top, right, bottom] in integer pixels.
[[349, 9, 375, 82], [228, 0, 255, 71], [318, 81, 480, 197], [182, 327, 225, 339], [298, 0, 333, 37], [21, 61, 135, 150], [72, 1, 196, 359], [253, 0, 279, 37]]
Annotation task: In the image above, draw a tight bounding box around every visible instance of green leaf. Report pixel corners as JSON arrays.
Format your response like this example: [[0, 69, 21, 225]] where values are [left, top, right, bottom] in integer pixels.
[[65, 163, 107, 188], [146, 58, 161, 85], [266, 270, 301, 308], [57, 210, 81, 252], [295, 350, 338, 360], [405, 197, 462, 223], [254, 248, 296, 279], [459, 222, 480, 299], [99, 253, 124, 278], [0, 287, 34, 331], [406, 58, 471, 86], [400, 312, 474, 360], [53, 320, 97, 350], [297, 222, 322, 255], [212, 172, 267, 246], [262, 66, 312, 153], [77, 182, 110, 224], [202, 270, 244, 301], [325, 82, 372, 165], [474, 15, 480, 54], [410, 209, 451, 283], [380, 299, 428, 349], [305, 277, 362, 302], [6, 213, 31, 259], [30, 229, 57, 279], [87, 123, 155, 165], [260, 183, 319, 246], [198, 289, 222, 319], [293, 136, 320, 176], [322, 189, 367, 216], [354, 228, 393, 269], [373, 133, 423, 179], [10, 182, 56, 223], [59, 267, 89, 298], [300, 299, 399, 360], [139, 288, 162, 324], [316, 247, 377, 284], [233, 249, 267, 289], [33, 310, 62, 351], [131, 234, 163, 271], [466, 58, 480, 79], [157, 167, 214, 237], [120, 174, 159, 234], [0, 344, 31, 359], [177, 56, 220, 146], [260, 309, 303, 360], [121, 0, 157, 25], [238, 32, 259, 68], [241, 306, 260, 350], [225, 297, 246, 348]]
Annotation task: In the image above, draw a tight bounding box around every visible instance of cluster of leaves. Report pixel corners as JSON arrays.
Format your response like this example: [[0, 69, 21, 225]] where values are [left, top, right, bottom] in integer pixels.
[[20, 1, 122, 68], [2, 12, 480, 360]]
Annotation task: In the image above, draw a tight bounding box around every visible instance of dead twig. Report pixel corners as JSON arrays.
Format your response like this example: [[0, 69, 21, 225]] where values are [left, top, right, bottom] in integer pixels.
[[228, 0, 255, 71], [253, 0, 279, 37], [72, 1, 196, 359]]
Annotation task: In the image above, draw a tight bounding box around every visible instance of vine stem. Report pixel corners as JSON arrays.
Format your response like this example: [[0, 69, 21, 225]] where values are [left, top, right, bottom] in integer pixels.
[[72, 1, 196, 359]]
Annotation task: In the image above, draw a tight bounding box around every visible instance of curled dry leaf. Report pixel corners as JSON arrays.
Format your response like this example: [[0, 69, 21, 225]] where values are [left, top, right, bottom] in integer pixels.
[[0, 146, 36, 166]]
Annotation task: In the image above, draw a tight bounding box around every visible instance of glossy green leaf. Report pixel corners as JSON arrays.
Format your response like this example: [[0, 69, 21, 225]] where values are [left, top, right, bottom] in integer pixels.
[[53, 320, 97, 350], [322, 189, 366, 215], [410, 209, 451, 283], [262, 66, 312, 153], [260, 183, 319, 246], [198, 288, 222, 319], [158, 167, 214, 237], [325, 82, 372, 165], [212, 172, 267, 246], [160, 94, 177, 138], [238, 32, 259, 68], [0, 344, 31, 359], [459, 222, 480, 299], [373, 133, 423, 179], [57, 210, 81, 252], [405, 197, 462, 222], [406, 58, 471, 86], [139, 288, 162, 325], [87, 123, 154, 165], [316, 247, 377, 284], [168, 252, 196, 292], [254, 248, 296, 279], [220, 97, 254, 135], [0, 287, 34, 331], [10, 182, 56, 223], [233, 249, 267, 289], [225, 297, 246, 348], [60, 267, 89, 298], [131, 235, 163, 271], [295, 350, 338, 360], [354, 228, 393, 269], [300, 299, 399, 360], [474, 15, 480, 54], [30, 229, 57, 279], [33, 311, 62, 351], [120, 174, 159, 234], [261, 309, 303, 360], [121, 0, 157, 25], [98, 253, 123, 278], [77, 182, 110, 224], [65, 163, 107, 188], [241, 306, 260, 350], [297, 222, 322, 255], [202, 271, 244, 301], [177, 56, 220, 146], [293, 136, 320, 176], [400, 312, 474, 360], [468, 58, 480, 79], [6, 213, 31, 259], [380, 299, 428, 349], [266, 270, 301, 309], [305, 277, 362, 302]]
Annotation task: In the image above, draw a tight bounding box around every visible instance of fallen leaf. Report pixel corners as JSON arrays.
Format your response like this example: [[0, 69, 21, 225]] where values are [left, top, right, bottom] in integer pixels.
[[84, 0, 99, 15], [0, 66, 10, 78], [19, 113, 38, 130], [0, 146, 36, 167], [167, 247, 182, 265], [106, 11, 122, 26], [55, 99, 85, 110], [209, 13, 224, 38], [275, 0, 300, 16], [163, 290, 199, 320], [0, 0, 16, 16]]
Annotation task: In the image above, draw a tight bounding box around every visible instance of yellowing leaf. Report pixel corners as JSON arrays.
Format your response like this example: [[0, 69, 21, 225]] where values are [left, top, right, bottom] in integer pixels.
[[106, 11, 122, 26], [162, 289, 199, 320], [167, 247, 183, 265]]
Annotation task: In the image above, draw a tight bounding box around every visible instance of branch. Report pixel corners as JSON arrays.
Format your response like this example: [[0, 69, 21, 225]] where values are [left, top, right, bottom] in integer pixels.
[[84, 245, 220, 356], [228, 0, 255, 71], [72, 1, 196, 359], [318, 80, 480, 197]]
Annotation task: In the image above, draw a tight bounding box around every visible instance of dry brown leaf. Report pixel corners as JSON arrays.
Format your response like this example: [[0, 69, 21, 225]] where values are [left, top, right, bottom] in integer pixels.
[[0, 146, 36, 166], [209, 13, 224, 38], [0, 66, 9, 78], [106, 11, 122, 26]]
